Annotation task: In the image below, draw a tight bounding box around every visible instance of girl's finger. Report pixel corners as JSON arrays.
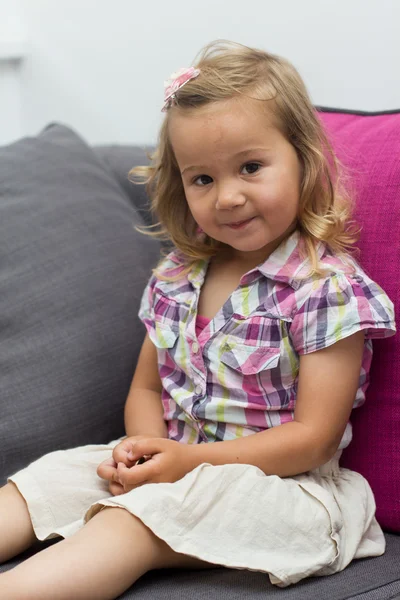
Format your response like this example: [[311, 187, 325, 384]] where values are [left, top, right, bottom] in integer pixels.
[[109, 481, 125, 496], [112, 441, 135, 465], [128, 440, 162, 461], [117, 461, 154, 486], [97, 458, 118, 481]]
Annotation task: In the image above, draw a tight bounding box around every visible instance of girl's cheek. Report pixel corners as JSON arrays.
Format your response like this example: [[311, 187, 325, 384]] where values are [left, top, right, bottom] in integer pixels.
[[257, 190, 276, 208]]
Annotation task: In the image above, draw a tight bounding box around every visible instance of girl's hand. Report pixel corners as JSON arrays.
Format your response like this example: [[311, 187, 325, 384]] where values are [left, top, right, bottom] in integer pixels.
[[116, 438, 196, 493], [97, 435, 158, 496], [112, 435, 152, 467], [96, 457, 125, 496]]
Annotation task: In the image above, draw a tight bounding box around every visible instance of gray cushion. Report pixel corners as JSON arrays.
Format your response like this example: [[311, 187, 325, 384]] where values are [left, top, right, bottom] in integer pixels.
[[0, 124, 160, 484], [95, 145, 175, 255], [1, 533, 399, 599], [95, 145, 155, 227]]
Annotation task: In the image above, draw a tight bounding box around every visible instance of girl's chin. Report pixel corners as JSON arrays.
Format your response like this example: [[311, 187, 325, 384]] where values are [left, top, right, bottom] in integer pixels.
[[226, 235, 288, 262], [227, 240, 274, 254]]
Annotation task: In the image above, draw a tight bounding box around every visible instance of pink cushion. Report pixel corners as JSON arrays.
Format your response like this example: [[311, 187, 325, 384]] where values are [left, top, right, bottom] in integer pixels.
[[318, 110, 400, 532]]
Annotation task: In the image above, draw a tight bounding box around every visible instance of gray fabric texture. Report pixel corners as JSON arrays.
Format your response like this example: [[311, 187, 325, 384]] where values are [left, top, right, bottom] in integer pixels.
[[0, 124, 161, 484], [1, 533, 399, 599], [95, 145, 155, 226], [349, 581, 400, 600], [95, 145, 175, 254]]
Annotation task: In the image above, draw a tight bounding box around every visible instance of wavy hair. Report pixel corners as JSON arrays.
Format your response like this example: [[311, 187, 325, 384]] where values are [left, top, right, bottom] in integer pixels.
[[130, 40, 360, 279]]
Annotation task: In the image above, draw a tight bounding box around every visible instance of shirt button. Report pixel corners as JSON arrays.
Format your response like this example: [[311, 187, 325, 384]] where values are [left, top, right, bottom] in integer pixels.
[[192, 341, 199, 354], [195, 384, 202, 395]]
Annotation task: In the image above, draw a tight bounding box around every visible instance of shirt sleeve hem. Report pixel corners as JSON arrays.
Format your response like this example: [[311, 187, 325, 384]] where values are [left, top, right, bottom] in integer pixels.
[[296, 320, 396, 355]]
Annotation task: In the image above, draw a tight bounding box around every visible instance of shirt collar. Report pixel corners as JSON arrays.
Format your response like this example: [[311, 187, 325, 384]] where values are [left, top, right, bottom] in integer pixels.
[[245, 230, 326, 290], [158, 250, 207, 289], [165, 230, 326, 290]]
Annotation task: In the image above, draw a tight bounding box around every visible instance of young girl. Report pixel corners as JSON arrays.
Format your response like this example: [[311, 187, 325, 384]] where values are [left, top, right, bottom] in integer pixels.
[[0, 40, 396, 599]]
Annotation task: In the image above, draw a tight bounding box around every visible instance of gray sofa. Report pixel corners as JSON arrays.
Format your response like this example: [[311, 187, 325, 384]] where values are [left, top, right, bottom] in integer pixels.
[[0, 123, 399, 599]]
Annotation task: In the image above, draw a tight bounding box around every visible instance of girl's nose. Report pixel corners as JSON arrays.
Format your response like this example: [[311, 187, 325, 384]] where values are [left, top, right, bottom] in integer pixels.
[[215, 184, 246, 210]]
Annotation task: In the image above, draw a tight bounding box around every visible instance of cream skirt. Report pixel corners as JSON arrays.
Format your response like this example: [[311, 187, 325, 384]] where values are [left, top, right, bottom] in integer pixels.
[[8, 438, 385, 587]]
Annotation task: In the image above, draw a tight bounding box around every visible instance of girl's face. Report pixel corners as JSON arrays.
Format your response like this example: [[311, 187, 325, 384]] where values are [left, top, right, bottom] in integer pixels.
[[169, 97, 301, 266]]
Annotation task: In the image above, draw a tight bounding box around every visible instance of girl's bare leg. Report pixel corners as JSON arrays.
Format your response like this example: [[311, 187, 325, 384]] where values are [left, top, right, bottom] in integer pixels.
[[0, 505, 212, 600], [0, 483, 38, 563]]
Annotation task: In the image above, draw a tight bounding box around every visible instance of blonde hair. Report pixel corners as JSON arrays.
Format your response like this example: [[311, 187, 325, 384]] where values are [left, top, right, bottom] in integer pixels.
[[130, 40, 360, 279]]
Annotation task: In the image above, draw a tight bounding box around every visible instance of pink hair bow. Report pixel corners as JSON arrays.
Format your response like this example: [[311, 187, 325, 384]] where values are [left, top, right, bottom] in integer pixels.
[[162, 67, 201, 112]]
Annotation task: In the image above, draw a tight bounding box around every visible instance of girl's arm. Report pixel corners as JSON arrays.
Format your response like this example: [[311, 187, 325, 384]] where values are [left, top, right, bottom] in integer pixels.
[[117, 330, 365, 489], [97, 334, 166, 494], [124, 334, 168, 439], [186, 329, 365, 477]]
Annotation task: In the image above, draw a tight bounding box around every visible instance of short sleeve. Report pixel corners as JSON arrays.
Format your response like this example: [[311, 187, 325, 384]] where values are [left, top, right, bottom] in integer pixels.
[[138, 273, 157, 336], [289, 273, 397, 355]]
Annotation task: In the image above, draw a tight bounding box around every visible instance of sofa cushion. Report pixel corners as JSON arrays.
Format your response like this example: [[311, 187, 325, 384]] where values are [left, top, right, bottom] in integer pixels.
[[1, 532, 400, 599], [95, 145, 155, 227], [0, 123, 160, 484], [318, 109, 400, 532]]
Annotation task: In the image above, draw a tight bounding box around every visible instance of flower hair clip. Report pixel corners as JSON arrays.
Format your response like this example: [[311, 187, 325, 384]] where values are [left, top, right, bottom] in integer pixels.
[[162, 67, 201, 112]]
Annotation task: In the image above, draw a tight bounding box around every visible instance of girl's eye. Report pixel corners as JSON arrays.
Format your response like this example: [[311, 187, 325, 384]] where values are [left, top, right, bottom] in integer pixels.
[[193, 174, 213, 186], [242, 162, 261, 175]]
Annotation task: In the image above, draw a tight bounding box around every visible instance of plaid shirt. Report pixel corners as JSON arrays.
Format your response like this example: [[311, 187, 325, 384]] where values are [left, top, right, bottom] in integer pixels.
[[139, 230, 396, 449]]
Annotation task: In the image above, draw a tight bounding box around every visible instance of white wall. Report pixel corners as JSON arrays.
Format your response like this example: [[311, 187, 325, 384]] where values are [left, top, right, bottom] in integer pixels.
[[1, 0, 399, 146]]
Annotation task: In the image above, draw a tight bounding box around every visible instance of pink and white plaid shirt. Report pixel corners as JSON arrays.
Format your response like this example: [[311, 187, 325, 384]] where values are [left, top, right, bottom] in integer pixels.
[[139, 230, 396, 449]]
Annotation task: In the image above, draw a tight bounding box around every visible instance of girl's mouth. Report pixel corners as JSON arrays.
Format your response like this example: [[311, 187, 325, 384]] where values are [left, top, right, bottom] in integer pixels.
[[226, 217, 254, 230]]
